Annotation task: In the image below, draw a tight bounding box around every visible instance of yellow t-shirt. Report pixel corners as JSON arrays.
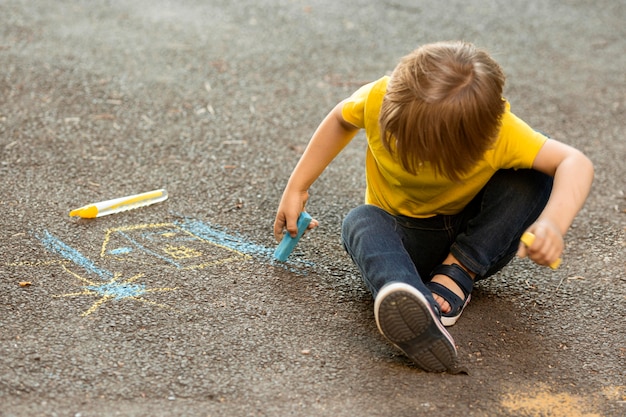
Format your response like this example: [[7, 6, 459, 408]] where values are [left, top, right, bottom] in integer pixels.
[[341, 76, 548, 218]]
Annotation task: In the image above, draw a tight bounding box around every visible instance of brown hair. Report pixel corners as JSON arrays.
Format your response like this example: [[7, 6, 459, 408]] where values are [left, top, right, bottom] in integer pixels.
[[379, 41, 506, 181]]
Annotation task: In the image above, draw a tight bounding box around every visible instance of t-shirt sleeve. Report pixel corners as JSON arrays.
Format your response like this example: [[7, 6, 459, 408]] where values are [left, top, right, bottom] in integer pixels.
[[495, 104, 549, 169], [341, 79, 380, 129]]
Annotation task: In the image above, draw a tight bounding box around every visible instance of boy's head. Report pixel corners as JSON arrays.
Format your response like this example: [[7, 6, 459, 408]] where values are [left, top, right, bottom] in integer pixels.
[[379, 41, 506, 181]]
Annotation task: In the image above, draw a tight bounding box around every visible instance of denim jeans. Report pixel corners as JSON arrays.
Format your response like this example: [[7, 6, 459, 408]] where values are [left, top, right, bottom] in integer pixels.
[[341, 169, 553, 309]]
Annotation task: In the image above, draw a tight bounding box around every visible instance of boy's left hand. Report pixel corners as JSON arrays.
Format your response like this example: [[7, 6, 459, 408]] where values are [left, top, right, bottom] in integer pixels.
[[517, 220, 564, 268]]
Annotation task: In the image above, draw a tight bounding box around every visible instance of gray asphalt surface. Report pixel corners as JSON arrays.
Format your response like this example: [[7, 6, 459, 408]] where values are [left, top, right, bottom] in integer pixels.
[[1, 1, 625, 416]]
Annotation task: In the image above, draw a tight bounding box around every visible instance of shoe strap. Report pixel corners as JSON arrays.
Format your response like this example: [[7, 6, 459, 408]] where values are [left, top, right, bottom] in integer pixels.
[[426, 281, 463, 312], [429, 264, 474, 298]]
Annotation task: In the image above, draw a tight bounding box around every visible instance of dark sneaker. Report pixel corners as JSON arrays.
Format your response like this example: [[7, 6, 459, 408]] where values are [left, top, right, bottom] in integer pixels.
[[374, 282, 460, 373]]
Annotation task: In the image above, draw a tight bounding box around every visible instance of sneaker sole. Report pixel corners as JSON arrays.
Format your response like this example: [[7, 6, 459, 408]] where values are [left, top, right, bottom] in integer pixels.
[[375, 283, 458, 373]]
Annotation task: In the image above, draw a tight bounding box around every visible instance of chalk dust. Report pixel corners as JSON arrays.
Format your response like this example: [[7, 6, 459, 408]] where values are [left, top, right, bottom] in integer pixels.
[[501, 384, 605, 417]]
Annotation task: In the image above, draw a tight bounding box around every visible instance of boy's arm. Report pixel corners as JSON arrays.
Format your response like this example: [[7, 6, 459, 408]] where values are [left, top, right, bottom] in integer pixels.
[[518, 139, 594, 266], [274, 101, 360, 241]]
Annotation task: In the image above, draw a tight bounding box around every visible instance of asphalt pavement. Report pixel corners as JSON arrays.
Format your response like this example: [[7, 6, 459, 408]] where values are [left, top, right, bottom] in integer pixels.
[[1, 1, 625, 416]]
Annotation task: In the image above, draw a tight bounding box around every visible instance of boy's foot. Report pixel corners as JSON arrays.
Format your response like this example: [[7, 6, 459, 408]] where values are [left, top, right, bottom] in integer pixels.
[[428, 263, 474, 327], [374, 282, 460, 373]]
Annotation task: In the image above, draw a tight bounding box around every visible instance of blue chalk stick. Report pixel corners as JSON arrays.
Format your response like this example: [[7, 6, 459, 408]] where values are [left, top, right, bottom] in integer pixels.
[[274, 212, 312, 262]]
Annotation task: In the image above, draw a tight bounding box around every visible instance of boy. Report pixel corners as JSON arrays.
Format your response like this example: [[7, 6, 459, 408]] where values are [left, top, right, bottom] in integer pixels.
[[274, 41, 593, 372]]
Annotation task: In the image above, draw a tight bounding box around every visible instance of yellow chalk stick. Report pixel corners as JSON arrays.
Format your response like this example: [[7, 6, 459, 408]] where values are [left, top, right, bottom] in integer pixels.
[[520, 232, 561, 270]]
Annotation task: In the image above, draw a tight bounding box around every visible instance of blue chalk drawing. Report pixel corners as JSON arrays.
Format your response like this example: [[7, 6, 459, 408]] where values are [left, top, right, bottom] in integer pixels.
[[86, 281, 146, 300], [36, 230, 177, 315], [37, 230, 113, 279], [98, 218, 314, 271], [109, 247, 132, 255], [175, 218, 315, 273], [34, 216, 314, 316], [177, 218, 275, 258]]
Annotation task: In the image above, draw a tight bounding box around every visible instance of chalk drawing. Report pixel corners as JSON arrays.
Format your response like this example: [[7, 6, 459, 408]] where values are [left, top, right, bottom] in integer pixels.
[[109, 247, 132, 255], [14, 217, 313, 317], [98, 218, 313, 272], [54, 265, 177, 317], [178, 218, 275, 259], [38, 230, 112, 278], [29, 231, 177, 316], [2, 260, 69, 267], [176, 217, 314, 272], [99, 222, 251, 270]]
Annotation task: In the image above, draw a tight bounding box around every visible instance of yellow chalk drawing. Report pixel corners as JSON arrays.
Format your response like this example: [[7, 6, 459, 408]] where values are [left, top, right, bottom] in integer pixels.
[[163, 244, 203, 259], [501, 385, 602, 417], [3, 260, 69, 267], [602, 385, 626, 402], [54, 265, 177, 317]]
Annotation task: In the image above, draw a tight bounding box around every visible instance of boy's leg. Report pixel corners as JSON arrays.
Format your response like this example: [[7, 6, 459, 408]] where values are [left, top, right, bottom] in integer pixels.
[[450, 169, 553, 278], [342, 205, 462, 372], [341, 204, 440, 307], [430, 169, 553, 318]]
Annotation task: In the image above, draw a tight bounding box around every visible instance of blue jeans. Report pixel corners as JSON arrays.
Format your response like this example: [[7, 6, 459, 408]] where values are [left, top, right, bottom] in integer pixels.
[[341, 169, 553, 309]]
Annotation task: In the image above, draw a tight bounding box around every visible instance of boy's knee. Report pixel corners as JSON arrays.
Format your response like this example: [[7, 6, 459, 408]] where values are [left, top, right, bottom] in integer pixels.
[[343, 205, 382, 229], [342, 205, 389, 244]]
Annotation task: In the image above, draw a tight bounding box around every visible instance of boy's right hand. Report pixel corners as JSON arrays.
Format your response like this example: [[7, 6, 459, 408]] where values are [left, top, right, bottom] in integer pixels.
[[273, 191, 318, 242]]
